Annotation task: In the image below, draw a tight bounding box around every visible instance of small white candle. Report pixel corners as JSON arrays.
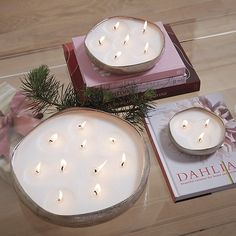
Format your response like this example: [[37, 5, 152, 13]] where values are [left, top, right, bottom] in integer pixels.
[[57, 190, 63, 202], [169, 107, 225, 155], [144, 42, 149, 54], [109, 137, 116, 144], [113, 21, 120, 30], [123, 34, 130, 45], [78, 121, 87, 129], [80, 139, 87, 148], [114, 51, 122, 60], [98, 36, 105, 45], [142, 20, 147, 33], [60, 159, 67, 172]]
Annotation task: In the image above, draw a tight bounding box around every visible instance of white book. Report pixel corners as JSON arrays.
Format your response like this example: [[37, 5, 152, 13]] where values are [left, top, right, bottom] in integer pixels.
[[145, 93, 236, 201]]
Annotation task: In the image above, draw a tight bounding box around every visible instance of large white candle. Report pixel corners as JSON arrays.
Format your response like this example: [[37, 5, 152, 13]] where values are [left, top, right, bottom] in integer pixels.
[[169, 107, 225, 155], [84, 16, 165, 74], [11, 108, 149, 226]]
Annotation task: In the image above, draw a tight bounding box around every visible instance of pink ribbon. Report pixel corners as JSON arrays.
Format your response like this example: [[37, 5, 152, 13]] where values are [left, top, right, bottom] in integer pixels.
[[0, 92, 42, 159]]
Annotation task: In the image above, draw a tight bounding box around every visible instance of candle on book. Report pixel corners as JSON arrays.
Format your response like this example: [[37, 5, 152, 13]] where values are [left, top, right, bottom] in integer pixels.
[[11, 108, 149, 227], [169, 107, 225, 155], [84, 16, 165, 74]]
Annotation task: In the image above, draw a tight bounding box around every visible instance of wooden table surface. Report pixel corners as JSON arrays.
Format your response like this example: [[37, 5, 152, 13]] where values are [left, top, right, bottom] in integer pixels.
[[1, 1, 236, 235]]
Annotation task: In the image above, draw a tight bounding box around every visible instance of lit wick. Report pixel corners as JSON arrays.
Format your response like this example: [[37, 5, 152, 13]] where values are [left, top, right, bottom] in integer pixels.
[[60, 159, 67, 172], [94, 160, 107, 173], [113, 21, 120, 30], [49, 133, 58, 143], [121, 153, 126, 167], [35, 162, 41, 174], [81, 139, 87, 148], [114, 51, 122, 59], [205, 119, 210, 127], [182, 120, 188, 129], [123, 34, 130, 45], [78, 121, 86, 129], [144, 42, 149, 54], [57, 190, 63, 202], [198, 133, 205, 143], [142, 20, 147, 33], [98, 36, 105, 45], [109, 137, 116, 144], [94, 184, 101, 196]]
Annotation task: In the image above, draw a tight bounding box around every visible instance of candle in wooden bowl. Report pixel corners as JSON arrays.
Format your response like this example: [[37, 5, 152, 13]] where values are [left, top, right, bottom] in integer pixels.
[[168, 107, 225, 155], [84, 16, 165, 74], [11, 108, 150, 227]]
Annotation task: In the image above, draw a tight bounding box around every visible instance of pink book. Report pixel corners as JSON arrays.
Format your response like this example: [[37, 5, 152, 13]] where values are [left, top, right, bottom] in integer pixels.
[[72, 22, 186, 89]]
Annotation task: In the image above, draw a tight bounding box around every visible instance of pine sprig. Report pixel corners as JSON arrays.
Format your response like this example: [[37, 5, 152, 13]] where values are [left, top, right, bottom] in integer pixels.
[[21, 65, 155, 129]]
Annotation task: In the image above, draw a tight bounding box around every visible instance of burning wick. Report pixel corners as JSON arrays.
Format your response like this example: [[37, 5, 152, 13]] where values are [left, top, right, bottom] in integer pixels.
[[81, 139, 87, 148], [60, 159, 67, 172], [78, 121, 86, 129], [198, 132, 205, 143], [49, 133, 58, 143], [144, 42, 149, 54], [142, 20, 147, 33], [182, 120, 188, 129], [35, 162, 41, 174], [57, 190, 63, 202], [113, 21, 120, 30], [123, 34, 130, 45], [94, 184, 101, 196], [109, 137, 116, 144], [94, 160, 107, 173], [114, 51, 122, 59], [121, 153, 126, 167], [98, 36, 105, 45], [205, 119, 210, 127]]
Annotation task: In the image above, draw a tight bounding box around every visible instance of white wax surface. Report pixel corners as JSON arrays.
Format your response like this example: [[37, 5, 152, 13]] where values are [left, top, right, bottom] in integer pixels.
[[169, 108, 225, 150], [12, 110, 145, 215], [85, 17, 163, 66]]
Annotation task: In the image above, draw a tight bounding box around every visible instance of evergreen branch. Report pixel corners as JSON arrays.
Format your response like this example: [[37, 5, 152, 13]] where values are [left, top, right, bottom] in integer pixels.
[[21, 65, 155, 129]]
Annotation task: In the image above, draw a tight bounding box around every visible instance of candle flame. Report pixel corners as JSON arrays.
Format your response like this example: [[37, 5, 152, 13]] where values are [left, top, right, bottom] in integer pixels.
[[114, 51, 122, 59], [78, 121, 87, 129], [60, 159, 67, 172], [94, 160, 107, 173], [109, 137, 116, 144], [205, 119, 210, 127], [35, 162, 41, 174], [98, 36, 105, 45], [142, 20, 147, 33], [49, 133, 58, 143], [198, 132, 205, 143], [144, 42, 149, 54], [113, 21, 120, 30], [57, 190, 63, 202], [81, 139, 87, 148], [182, 120, 188, 128], [94, 184, 101, 196], [121, 153, 126, 167], [123, 34, 130, 45]]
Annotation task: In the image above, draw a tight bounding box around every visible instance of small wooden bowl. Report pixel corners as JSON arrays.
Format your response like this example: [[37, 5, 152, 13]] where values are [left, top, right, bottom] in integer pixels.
[[84, 16, 165, 74]]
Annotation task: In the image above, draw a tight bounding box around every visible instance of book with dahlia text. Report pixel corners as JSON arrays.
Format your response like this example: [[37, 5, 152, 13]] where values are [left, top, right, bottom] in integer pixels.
[[145, 93, 236, 201]]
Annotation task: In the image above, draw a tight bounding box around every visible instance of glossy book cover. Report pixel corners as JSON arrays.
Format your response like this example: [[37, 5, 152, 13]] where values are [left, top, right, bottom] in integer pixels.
[[145, 93, 236, 201]]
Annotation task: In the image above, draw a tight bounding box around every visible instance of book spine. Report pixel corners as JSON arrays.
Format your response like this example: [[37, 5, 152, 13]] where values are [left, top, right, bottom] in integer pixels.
[[109, 74, 186, 97], [62, 43, 85, 91], [99, 67, 186, 90]]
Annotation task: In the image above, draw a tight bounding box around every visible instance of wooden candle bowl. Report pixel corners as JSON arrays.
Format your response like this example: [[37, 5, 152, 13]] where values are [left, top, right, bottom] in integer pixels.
[[84, 16, 165, 74], [168, 107, 226, 156], [10, 108, 150, 227]]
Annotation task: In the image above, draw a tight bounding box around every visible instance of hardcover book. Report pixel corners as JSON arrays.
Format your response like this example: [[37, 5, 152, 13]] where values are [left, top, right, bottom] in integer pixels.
[[72, 22, 186, 89], [145, 93, 236, 201]]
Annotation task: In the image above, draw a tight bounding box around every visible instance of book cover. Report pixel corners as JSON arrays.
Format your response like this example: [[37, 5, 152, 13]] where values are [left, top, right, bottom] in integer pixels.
[[72, 22, 186, 89], [145, 93, 236, 201]]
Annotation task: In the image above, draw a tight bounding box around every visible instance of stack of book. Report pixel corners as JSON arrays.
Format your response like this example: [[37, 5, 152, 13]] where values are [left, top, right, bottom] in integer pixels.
[[63, 23, 200, 99]]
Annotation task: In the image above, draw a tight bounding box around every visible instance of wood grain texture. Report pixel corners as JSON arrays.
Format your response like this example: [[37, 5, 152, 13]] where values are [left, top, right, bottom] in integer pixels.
[[0, 0, 236, 235]]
